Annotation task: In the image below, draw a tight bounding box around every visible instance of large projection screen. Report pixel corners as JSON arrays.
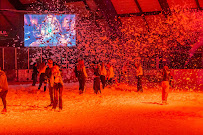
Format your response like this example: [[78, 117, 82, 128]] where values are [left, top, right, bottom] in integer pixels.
[[24, 14, 76, 47]]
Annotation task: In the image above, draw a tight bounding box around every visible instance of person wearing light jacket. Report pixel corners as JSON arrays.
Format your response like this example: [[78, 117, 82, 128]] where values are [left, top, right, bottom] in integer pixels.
[[106, 63, 114, 86], [0, 67, 8, 113], [50, 64, 63, 110]]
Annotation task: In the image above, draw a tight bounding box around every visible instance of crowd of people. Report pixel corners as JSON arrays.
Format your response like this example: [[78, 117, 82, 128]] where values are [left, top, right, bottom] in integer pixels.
[[34, 59, 170, 106], [74, 59, 115, 95], [0, 59, 171, 113]]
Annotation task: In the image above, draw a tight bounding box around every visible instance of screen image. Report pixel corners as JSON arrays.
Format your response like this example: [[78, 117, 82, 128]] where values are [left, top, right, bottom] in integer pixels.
[[24, 14, 76, 47]]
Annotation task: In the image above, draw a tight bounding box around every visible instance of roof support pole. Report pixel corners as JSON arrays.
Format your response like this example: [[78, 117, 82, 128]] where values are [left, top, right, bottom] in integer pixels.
[[93, 0, 122, 38], [157, 0, 171, 17], [134, 0, 150, 32], [195, 0, 202, 10]]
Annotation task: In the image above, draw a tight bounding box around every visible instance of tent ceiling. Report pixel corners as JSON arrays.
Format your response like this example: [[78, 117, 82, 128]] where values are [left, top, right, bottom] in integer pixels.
[[19, 0, 36, 4], [111, 0, 140, 14], [137, 0, 162, 12], [199, 0, 203, 7], [1, 0, 202, 15], [0, 0, 202, 31], [167, 0, 198, 8]]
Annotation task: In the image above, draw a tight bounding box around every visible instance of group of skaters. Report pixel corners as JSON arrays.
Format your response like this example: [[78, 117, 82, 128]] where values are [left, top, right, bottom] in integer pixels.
[[74, 59, 115, 95], [0, 59, 171, 113], [33, 59, 170, 105]]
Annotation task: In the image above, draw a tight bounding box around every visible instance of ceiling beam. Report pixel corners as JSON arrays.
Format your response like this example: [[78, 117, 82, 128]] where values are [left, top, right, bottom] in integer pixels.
[[65, 0, 83, 2], [82, 0, 91, 11], [157, 0, 171, 17], [8, 0, 26, 10], [82, 0, 101, 27], [0, 12, 17, 30], [93, 0, 122, 38], [134, 0, 143, 12], [195, 0, 202, 10], [133, 0, 150, 32], [118, 11, 162, 17]]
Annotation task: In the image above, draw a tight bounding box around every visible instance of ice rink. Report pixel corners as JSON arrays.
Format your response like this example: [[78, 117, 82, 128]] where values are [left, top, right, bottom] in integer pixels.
[[0, 82, 202, 135]]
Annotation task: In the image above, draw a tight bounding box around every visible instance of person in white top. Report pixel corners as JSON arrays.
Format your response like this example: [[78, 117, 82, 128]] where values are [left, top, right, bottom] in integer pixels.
[[100, 62, 107, 89], [106, 63, 114, 86], [135, 62, 143, 92]]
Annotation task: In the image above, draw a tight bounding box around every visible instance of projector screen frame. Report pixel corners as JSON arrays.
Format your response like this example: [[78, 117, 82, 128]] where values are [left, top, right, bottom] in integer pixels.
[[24, 13, 77, 48]]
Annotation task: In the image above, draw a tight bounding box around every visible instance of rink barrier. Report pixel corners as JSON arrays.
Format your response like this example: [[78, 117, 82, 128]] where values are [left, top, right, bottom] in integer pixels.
[[4, 69, 203, 89]]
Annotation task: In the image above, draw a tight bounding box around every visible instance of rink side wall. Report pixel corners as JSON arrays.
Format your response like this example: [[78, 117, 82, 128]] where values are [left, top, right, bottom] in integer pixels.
[[5, 69, 203, 90]]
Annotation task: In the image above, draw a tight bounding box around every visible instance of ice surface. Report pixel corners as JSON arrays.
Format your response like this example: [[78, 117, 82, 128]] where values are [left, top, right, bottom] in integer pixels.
[[0, 82, 202, 135]]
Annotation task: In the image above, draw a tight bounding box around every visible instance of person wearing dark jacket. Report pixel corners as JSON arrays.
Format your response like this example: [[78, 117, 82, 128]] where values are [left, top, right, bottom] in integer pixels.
[[100, 62, 107, 89], [32, 63, 38, 86], [92, 63, 101, 94], [38, 62, 47, 91], [45, 59, 54, 106], [74, 62, 78, 78], [0, 67, 8, 113], [76, 60, 87, 94]]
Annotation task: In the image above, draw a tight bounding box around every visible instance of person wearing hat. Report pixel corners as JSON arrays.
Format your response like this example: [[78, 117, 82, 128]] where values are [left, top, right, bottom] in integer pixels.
[[45, 59, 54, 107]]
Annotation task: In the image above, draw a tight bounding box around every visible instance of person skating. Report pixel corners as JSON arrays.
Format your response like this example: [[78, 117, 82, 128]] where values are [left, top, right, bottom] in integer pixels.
[[51, 64, 63, 110], [38, 62, 47, 91], [76, 59, 87, 94], [74, 59, 79, 79], [45, 59, 54, 107], [135, 62, 143, 92], [32, 63, 38, 86], [0, 67, 8, 113], [92, 63, 101, 94], [106, 63, 114, 87], [100, 62, 107, 89], [162, 66, 170, 104]]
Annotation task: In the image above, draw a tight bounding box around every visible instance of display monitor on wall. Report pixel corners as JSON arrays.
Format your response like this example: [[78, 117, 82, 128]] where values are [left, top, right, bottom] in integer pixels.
[[24, 14, 76, 47]]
